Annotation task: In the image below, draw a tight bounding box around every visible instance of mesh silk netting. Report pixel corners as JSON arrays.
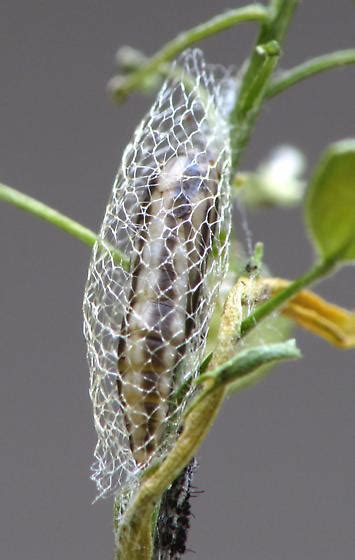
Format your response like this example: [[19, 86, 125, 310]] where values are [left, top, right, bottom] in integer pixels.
[[83, 49, 233, 501]]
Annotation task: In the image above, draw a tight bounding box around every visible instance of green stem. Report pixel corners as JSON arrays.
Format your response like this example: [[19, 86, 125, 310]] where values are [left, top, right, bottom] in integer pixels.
[[240, 258, 336, 337], [0, 182, 129, 269], [267, 49, 355, 98], [0, 182, 96, 246], [110, 4, 268, 101], [230, 0, 299, 174], [117, 384, 226, 559]]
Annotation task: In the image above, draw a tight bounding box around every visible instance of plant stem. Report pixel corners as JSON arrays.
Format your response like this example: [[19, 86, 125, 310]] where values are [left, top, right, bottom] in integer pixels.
[[240, 258, 336, 337], [230, 0, 299, 174], [0, 183, 96, 246], [267, 49, 355, 98], [0, 182, 129, 269], [110, 4, 268, 101], [117, 384, 226, 559]]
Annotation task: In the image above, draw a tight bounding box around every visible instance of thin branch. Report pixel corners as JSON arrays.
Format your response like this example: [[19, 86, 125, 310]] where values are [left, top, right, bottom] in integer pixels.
[[0, 182, 130, 269], [267, 49, 355, 98], [229, 0, 299, 173], [109, 4, 268, 101], [240, 258, 337, 337]]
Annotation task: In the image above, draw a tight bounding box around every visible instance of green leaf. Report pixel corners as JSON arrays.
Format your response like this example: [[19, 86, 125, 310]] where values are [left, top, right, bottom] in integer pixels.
[[198, 339, 301, 387], [306, 139, 355, 263]]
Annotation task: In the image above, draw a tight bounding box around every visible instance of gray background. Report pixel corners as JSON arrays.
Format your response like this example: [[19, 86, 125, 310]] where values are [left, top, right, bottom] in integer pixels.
[[0, 1, 354, 559]]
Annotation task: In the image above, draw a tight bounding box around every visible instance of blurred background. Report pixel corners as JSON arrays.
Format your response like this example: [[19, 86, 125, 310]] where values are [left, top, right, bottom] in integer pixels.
[[0, 1, 354, 558]]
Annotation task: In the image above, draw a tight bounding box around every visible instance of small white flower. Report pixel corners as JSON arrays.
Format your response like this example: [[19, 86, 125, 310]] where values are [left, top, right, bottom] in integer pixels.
[[239, 145, 306, 207]]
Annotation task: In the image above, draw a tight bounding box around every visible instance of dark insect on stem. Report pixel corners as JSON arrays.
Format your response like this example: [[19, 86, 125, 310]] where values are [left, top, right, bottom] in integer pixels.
[[154, 458, 198, 559]]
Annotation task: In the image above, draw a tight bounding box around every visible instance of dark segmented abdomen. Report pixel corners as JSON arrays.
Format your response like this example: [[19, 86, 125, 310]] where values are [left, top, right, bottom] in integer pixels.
[[117, 153, 219, 466]]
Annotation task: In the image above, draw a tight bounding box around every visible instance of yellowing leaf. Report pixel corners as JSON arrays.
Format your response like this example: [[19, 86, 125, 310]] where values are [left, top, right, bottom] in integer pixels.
[[265, 277, 355, 348]]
